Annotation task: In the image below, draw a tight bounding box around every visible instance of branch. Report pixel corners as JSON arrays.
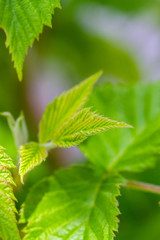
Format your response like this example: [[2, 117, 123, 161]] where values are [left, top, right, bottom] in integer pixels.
[[125, 180, 160, 195]]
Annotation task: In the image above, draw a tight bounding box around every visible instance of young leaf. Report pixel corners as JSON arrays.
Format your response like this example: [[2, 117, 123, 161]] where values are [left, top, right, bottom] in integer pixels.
[[19, 142, 48, 183], [20, 165, 122, 240], [39, 71, 102, 143], [0, 112, 28, 148], [53, 108, 131, 148], [0, 0, 61, 80], [80, 82, 160, 172], [0, 146, 20, 240], [19, 73, 131, 182]]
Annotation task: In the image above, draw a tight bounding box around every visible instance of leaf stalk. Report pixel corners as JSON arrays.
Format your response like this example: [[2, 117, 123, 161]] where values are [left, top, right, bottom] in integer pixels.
[[42, 141, 56, 151], [125, 180, 160, 195]]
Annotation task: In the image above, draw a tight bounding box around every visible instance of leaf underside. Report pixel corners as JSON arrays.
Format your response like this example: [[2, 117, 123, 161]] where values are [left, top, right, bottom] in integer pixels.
[[0, 146, 20, 240], [0, 0, 61, 80], [80, 82, 160, 172], [20, 165, 121, 240]]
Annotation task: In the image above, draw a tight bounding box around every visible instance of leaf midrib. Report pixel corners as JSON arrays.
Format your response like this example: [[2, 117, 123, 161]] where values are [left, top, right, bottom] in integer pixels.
[[26, 173, 108, 240], [83, 173, 108, 239]]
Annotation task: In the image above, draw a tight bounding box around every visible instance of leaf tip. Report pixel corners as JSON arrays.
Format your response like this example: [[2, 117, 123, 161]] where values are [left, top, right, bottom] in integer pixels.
[[93, 70, 103, 81], [18, 73, 23, 82], [117, 121, 133, 129], [20, 175, 24, 184], [126, 123, 134, 129]]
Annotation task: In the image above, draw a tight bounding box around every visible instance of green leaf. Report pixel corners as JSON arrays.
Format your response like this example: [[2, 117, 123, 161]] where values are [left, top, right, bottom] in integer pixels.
[[80, 82, 160, 172], [53, 108, 131, 148], [19, 73, 131, 181], [0, 146, 20, 240], [39, 71, 102, 143], [19, 142, 48, 183], [19, 178, 51, 225], [0, 112, 28, 148], [20, 165, 122, 240], [0, 0, 61, 80]]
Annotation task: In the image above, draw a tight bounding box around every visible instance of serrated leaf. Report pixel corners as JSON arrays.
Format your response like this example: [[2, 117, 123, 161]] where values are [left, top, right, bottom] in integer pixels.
[[80, 82, 160, 172], [20, 165, 122, 240], [39, 71, 102, 143], [19, 142, 48, 183], [53, 108, 131, 148], [0, 146, 20, 240], [0, 0, 61, 80]]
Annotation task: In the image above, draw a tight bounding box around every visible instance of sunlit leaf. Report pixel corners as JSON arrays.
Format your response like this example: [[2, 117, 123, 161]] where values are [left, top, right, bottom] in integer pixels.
[[0, 146, 20, 240], [53, 108, 131, 148], [39, 71, 102, 143], [80, 82, 160, 172], [19, 142, 48, 183], [0, 0, 61, 80], [20, 165, 122, 240]]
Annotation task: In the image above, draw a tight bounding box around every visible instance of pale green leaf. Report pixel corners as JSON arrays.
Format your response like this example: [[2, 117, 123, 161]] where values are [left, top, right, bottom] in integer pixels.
[[53, 108, 132, 148], [19, 142, 48, 183], [0, 0, 61, 80], [39, 71, 102, 143], [0, 112, 28, 148], [80, 82, 160, 172], [0, 146, 20, 240], [20, 165, 122, 240]]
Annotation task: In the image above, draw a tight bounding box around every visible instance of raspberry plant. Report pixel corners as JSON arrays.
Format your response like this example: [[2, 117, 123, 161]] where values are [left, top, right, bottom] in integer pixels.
[[0, 1, 160, 240]]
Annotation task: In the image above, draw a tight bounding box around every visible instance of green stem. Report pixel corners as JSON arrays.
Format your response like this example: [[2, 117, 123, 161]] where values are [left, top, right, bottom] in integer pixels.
[[126, 180, 160, 195]]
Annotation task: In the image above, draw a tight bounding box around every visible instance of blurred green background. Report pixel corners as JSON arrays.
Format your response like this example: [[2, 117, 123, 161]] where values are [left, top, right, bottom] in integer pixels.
[[0, 0, 160, 239]]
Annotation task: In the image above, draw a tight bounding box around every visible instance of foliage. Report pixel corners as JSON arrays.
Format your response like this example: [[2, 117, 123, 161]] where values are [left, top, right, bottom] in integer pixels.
[[39, 71, 102, 143], [53, 108, 130, 148], [80, 82, 160, 172], [20, 166, 122, 240], [19, 72, 130, 182], [0, 0, 61, 80], [19, 142, 48, 183], [18, 81, 160, 240], [0, 75, 160, 240], [0, 1, 160, 240], [0, 146, 20, 240]]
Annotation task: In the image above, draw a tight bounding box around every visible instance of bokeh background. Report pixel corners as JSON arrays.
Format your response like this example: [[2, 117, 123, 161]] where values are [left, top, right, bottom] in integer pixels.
[[0, 0, 160, 239]]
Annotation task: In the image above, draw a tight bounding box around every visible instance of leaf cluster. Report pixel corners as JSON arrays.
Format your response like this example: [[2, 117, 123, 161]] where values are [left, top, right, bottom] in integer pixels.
[[19, 80, 160, 239], [0, 76, 160, 240], [0, 1, 160, 240], [18, 72, 129, 182]]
